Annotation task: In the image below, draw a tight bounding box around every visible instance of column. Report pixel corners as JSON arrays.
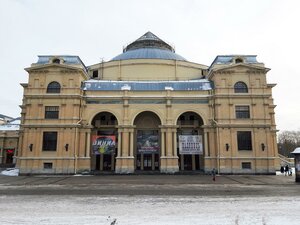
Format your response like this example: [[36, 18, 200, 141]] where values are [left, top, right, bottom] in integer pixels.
[[160, 125, 179, 173], [86, 130, 91, 158], [166, 129, 173, 156], [161, 130, 165, 156], [117, 130, 122, 157], [129, 129, 134, 157], [173, 129, 177, 156], [204, 131, 209, 156], [121, 131, 129, 157], [115, 126, 135, 174]]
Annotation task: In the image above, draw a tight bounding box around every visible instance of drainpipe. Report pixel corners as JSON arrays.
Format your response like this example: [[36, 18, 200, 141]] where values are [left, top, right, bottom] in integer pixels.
[[211, 118, 220, 174], [74, 87, 84, 174], [211, 89, 220, 174]]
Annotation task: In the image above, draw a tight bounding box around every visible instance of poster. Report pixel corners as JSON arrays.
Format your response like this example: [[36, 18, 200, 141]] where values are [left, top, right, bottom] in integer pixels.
[[92, 135, 116, 154], [137, 131, 159, 154], [179, 135, 203, 155]]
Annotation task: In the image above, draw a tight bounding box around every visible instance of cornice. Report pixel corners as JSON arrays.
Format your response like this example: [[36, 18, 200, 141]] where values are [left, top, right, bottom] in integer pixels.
[[25, 64, 89, 79], [208, 63, 270, 79]]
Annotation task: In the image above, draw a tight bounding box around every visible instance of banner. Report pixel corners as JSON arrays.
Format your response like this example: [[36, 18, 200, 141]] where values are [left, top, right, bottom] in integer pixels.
[[179, 135, 203, 155], [92, 135, 116, 155], [137, 131, 159, 154]]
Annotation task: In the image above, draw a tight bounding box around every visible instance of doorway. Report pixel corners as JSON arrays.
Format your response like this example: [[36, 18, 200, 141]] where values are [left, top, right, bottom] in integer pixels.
[[133, 111, 161, 172], [91, 112, 118, 172], [177, 112, 204, 171]]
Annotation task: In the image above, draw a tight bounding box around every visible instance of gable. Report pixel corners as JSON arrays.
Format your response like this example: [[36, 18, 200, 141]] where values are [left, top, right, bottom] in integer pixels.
[[208, 63, 270, 79]]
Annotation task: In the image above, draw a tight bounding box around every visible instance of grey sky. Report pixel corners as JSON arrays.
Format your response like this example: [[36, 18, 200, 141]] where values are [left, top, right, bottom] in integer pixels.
[[0, 0, 299, 131]]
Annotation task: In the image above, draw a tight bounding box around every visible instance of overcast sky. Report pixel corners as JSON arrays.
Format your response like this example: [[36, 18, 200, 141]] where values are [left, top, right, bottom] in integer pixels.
[[0, 0, 299, 131]]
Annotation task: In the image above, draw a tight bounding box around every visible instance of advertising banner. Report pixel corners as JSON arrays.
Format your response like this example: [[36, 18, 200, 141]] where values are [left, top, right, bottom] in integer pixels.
[[179, 135, 203, 155], [137, 131, 159, 154], [92, 135, 116, 155]]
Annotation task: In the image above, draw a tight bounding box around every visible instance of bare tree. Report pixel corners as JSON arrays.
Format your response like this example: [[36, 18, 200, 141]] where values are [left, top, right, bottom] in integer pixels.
[[277, 130, 300, 157]]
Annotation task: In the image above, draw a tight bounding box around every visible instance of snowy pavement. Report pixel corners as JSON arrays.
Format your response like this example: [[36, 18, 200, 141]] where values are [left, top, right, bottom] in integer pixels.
[[0, 195, 299, 225], [0, 173, 299, 224]]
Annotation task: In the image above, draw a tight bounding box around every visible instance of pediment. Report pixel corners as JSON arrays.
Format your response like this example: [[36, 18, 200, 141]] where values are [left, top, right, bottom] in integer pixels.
[[25, 63, 82, 74], [207, 63, 270, 79], [212, 63, 270, 74]]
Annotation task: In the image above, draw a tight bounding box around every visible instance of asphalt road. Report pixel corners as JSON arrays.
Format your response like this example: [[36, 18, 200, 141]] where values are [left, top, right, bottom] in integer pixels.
[[0, 174, 299, 196]]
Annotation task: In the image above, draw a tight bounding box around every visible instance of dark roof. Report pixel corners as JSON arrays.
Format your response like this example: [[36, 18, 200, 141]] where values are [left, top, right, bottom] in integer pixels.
[[111, 48, 186, 61], [111, 32, 186, 61], [209, 55, 258, 69], [36, 55, 87, 71], [0, 114, 13, 120], [125, 31, 174, 52]]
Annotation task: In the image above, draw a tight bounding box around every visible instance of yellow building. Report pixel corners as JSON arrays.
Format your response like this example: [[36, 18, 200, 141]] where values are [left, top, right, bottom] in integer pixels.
[[17, 32, 278, 174]]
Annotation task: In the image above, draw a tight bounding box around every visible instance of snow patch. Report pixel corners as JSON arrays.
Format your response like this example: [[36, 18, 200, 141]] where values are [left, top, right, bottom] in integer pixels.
[[1, 168, 19, 176]]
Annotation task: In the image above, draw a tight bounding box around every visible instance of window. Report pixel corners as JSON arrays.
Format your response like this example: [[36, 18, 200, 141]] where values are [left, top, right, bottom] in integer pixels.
[[52, 58, 60, 64], [237, 131, 252, 150], [242, 162, 251, 169], [42, 132, 58, 151], [44, 162, 53, 169], [236, 106, 250, 118], [47, 81, 61, 93], [235, 58, 243, 63], [45, 106, 59, 119], [234, 82, 248, 93], [92, 70, 98, 78]]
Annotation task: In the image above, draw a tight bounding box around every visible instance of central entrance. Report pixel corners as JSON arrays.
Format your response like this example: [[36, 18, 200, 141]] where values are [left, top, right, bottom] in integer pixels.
[[134, 111, 161, 171], [91, 112, 118, 172], [177, 112, 204, 171]]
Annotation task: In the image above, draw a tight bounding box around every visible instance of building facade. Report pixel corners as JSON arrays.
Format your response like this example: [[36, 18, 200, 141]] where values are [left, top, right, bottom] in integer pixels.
[[16, 32, 278, 174]]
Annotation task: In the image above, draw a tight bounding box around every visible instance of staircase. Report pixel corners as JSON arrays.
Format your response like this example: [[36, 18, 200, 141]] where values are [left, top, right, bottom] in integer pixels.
[[277, 154, 294, 167]]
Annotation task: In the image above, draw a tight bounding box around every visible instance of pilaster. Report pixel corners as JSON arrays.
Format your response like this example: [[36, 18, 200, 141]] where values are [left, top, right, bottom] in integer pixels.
[[115, 125, 135, 173], [159, 125, 179, 173]]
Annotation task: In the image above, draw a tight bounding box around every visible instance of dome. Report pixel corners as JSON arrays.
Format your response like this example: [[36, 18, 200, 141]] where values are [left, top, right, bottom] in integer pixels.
[[111, 32, 187, 61]]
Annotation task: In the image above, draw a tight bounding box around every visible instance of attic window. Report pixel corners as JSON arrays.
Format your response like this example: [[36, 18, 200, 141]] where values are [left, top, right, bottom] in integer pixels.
[[92, 70, 98, 78], [52, 58, 60, 64], [235, 58, 244, 64]]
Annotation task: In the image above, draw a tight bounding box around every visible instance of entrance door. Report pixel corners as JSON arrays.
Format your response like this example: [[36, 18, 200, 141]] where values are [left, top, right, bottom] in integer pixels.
[[177, 112, 205, 171], [136, 130, 160, 171], [95, 153, 116, 171], [133, 111, 162, 172], [91, 112, 118, 173], [5, 149, 14, 164]]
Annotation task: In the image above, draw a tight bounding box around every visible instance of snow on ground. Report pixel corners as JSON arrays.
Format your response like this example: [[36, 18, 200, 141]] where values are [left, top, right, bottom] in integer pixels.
[[0, 168, 19, 176], [0, 195, 299, 225]]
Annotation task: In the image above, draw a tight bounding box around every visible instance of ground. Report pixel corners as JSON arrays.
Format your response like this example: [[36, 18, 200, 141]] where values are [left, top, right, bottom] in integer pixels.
[[0, 173, 299, 225]]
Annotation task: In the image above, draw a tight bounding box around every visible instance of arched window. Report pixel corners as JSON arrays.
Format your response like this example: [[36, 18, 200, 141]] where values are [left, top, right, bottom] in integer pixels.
[[47, 81, 61, 93], [235, 58, 243, 64], [52, 58, 60, 64], [234, 81, 248, 93]]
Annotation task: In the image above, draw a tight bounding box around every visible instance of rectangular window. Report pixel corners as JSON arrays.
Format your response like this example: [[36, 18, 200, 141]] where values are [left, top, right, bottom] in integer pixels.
[[242, 162, 251, 169], [42, 132, 57, 151], [44, 162, 53, 169], [235, 106, 250, 118], [92, 70, 98, 78], [237, 131, 252, 150], [45, 106, 59, 119]]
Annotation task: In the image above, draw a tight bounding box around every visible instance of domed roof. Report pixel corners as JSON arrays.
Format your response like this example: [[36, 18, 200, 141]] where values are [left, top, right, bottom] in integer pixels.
[[111, 32, 186, 61]]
